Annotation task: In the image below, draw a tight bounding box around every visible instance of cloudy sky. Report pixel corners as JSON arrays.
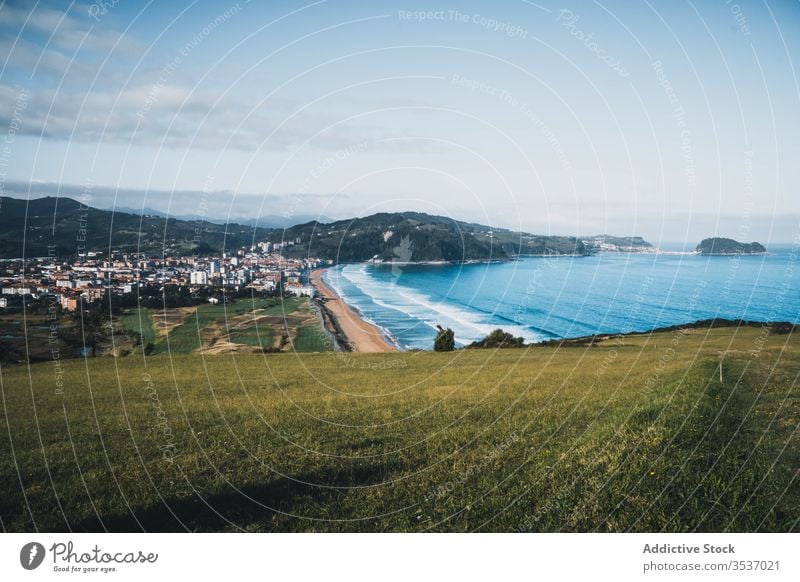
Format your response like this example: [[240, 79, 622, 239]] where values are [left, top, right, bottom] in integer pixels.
[[1, 0, 799, 244]]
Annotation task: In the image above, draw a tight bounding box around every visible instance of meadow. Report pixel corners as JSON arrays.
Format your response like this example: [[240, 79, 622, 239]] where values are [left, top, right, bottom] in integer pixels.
[[117, 297, 330, 355], [0, 325, 797, 532]]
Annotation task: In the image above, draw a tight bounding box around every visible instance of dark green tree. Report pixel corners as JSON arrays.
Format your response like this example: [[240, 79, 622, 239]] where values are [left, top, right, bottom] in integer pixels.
[[467, 328, 525, 349], [434, 325, 455, 352], [64, 307, 110, 357]]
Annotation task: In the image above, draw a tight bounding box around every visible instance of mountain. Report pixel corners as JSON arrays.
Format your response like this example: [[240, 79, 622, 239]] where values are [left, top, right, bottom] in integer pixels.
[[696, 237, 766, 255], [0, 196, 270, 258], [0, 196, 588, 261], [276, 212, 587, 262], [106, 206, 333, 229], [110, 206, 174, 219], [232, 214, 336, 228]]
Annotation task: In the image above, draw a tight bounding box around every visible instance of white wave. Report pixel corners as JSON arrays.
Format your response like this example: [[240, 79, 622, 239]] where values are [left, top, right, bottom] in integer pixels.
[[322, 267, 402, 348], [338, 264, 543, 345]]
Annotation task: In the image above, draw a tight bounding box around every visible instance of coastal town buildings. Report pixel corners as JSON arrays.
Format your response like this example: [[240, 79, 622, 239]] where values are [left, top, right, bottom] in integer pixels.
[[0, 244, 329, 310]]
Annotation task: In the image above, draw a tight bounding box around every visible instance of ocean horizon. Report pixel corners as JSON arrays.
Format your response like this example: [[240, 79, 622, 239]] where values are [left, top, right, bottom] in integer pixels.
[[323, 247, 800, 350]]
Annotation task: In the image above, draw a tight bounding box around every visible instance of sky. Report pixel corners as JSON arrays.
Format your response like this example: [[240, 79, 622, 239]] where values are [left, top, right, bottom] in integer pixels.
[[1, 0, 799, 245]]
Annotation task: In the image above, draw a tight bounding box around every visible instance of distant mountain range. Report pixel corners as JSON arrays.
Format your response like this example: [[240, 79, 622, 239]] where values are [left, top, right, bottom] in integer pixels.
[[111, 206, 334, 229], [0, 196, 266, 259], [231, 214, 336, 229], [1, 195, 655, 262]]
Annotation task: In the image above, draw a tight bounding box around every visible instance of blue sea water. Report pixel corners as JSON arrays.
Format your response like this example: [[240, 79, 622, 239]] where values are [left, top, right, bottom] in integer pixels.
[[322, 248, 800, 350]]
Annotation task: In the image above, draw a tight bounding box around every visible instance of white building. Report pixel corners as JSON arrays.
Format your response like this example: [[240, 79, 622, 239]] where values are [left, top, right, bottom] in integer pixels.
[[190, 271, 208, 285], [286, 285, 314, 297]]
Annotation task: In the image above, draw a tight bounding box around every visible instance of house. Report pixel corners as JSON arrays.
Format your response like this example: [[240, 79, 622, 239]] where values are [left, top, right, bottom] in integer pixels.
[[61, 296, 82, 311], [285, 284, 315, 297], [190, 271, 208, 285]]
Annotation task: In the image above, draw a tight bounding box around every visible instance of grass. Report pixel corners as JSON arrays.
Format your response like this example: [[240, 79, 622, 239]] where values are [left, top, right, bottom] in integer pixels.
[[227, 327, 276, 350], [118, 307, 157, 350], [116, 298, 309, 355], [154, 303, 232, 354], [0, 326, 797, 532], [292, 324, 332, 353], [258, 297, 304, 315]]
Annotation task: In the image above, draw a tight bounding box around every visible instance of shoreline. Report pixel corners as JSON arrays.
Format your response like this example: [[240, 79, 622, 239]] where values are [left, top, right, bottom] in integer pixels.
[[309, 268, 398, 353]]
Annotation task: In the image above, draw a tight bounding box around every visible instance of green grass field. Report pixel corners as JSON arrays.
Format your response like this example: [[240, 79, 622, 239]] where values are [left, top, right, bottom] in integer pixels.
[[227, 326, 277, 350], [0, 326, 797, 532], [118, 307, 157, 351], [115, 298, 324, 355], [155, 302, 233, 354], [292, 325, 332, 352]]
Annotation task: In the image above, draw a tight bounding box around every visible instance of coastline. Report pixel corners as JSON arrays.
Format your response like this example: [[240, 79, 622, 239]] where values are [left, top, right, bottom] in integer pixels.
[[309, 268, 397, 353]]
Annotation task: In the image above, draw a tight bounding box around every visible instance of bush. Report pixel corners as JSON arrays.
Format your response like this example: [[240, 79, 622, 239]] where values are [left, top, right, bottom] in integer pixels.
[[467, 328, 525, 349], [434, 325, 455, 352]]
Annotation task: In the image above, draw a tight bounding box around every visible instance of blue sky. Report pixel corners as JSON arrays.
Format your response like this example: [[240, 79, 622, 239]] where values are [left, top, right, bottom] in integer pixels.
[[1, 0, 799, 244]]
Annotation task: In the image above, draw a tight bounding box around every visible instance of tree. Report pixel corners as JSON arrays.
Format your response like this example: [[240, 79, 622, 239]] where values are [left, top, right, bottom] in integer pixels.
[[64, 307, 110, 357], [434, 325, 455, 352], [467, 328, 525, 349]]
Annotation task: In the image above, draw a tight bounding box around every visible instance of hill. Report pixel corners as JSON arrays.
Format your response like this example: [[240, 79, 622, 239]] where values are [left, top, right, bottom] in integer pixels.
[[696, 237, 767, 255], [277, 212, 587, 262], [0, 196, 588, 261], [0, 326, 796, 532], [0, 196, 268, 258]]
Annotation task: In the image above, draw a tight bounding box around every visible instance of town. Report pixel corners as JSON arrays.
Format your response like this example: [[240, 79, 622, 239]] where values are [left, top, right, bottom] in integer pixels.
[[0, 240, 328, 311], [0, 241, 333, 364]]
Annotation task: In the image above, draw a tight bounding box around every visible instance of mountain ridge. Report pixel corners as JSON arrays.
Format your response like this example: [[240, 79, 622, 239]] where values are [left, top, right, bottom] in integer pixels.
[[0, 195, 645, 262]]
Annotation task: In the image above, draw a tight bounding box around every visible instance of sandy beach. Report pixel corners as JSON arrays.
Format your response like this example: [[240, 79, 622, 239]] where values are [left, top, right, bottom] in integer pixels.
[[309, 268, 396, 352]]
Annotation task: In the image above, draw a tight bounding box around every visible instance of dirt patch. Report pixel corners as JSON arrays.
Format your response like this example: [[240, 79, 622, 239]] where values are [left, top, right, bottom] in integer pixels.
[[152, 307, 196, 337]]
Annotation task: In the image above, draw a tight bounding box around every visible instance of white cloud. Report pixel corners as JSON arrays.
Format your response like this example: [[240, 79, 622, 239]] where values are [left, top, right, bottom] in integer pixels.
[[0, 1, 145, 82]]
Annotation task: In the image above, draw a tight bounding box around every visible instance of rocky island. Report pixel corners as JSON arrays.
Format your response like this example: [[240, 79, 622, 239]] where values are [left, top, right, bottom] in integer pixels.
[[696, 237, 767, 255]]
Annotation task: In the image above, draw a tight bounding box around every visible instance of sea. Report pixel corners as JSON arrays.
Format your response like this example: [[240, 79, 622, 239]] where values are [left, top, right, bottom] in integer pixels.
[[322, 247, 800, 350]]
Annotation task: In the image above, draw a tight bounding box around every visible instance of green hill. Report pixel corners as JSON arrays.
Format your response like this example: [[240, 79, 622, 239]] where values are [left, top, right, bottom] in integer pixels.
[[696, 237, 766, 255], [0, 326, 796, 532], [0, 196, 587, 261], [0, 196, 265, 258], [277, 212, 586, 262]]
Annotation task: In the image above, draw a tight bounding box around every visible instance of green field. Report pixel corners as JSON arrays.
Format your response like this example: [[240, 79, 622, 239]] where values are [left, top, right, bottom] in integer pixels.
[[118, 307, 157, 351], [292, 325, 332, 352], [0, 326, 797, 532], [227, 326, 277, 350], [115, 298, 325, 355], [155, 302, 234, 354]]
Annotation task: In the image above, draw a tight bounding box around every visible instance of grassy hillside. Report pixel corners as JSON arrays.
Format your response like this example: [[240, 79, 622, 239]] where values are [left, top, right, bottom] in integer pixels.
[[0, 196, 268, 257], [279, 212, 586, 261], [117, 297, 329, 355], [0, 326, 797, 532], [0, 297, 330, 363], [0, 196, 586, 260]]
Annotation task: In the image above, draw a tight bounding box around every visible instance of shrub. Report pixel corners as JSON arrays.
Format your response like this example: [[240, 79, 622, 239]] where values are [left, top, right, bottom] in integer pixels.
[[467, 328, 525, 349], [434, 325, 455, 352]]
